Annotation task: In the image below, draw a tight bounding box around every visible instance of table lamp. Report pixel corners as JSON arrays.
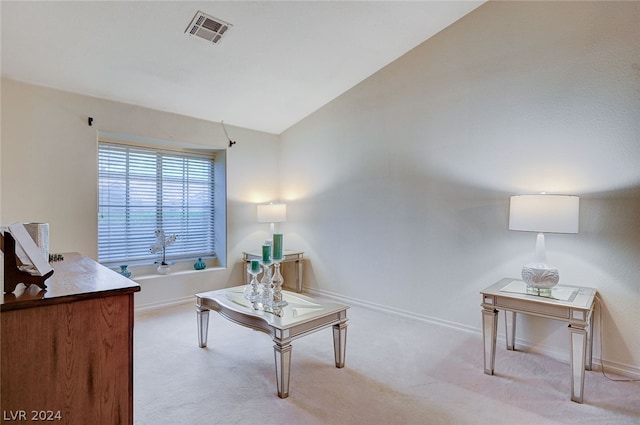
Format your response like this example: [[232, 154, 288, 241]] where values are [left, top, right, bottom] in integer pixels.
[[257, 203, 286, 236], [509, 194, 579, 291]]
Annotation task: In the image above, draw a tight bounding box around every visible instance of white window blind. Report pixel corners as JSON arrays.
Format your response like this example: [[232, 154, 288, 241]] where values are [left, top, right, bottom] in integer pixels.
[[98, 142, 216, 265]]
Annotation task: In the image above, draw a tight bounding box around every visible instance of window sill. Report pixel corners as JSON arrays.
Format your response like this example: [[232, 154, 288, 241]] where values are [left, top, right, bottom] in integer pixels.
[[110, 258, 223, 282], [132, 266, 225, 282]]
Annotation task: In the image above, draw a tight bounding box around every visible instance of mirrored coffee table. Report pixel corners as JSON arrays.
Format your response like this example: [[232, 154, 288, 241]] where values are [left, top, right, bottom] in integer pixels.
[[196, 286, 349, 398]]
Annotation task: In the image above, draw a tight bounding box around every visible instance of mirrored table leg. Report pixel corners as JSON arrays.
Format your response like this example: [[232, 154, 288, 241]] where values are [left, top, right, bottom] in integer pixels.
[[505, 310, 516, 351], [273, 342, 292, 398], [569, 325, 587, 403], [333, 321, 347, 368], [197, 307, 210, 348], [482, 307, 498, 375], [585, 309, 594, 371]]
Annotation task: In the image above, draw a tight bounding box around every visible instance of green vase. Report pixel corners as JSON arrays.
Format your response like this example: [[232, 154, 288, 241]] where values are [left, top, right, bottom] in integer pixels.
[[118, 265, 132, 278], [194, 258, 206, 270]]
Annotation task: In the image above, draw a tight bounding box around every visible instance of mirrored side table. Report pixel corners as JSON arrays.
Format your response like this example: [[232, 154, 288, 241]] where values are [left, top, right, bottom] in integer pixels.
[[481, 278, 596, 403]]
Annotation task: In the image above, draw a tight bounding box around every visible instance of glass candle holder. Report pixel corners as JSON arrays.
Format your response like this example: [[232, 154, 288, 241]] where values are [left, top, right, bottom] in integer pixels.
[[271, 260, 288, 309], [260, 260, 273, 311], [244, 259, 262, 308]]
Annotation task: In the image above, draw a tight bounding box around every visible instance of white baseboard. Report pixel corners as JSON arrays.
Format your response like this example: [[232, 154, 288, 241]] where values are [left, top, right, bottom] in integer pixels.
[[306, 287, 480, 335], [306, 286, 640, 380], [135, 295, 193, 313], [594, 359, 640, 380]]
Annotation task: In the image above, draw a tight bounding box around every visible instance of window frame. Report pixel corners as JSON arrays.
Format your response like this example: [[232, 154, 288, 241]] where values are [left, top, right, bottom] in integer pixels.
[[97, 136, 227, 269]]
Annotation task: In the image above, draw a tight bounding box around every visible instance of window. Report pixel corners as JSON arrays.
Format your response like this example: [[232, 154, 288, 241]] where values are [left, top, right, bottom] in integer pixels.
[[98, 142, 220, 266]]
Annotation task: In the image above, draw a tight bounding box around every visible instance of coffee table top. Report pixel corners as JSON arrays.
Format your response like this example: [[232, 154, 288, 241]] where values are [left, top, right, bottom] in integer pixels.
[[196, 286, 348, 332]]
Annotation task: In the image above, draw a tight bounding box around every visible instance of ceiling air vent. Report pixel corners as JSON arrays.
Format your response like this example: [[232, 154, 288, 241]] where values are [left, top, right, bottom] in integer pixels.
[[185, 11, 232, 45]]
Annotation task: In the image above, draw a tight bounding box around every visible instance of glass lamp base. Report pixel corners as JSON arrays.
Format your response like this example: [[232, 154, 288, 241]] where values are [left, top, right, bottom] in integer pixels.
[[521, 264, 559, 290]]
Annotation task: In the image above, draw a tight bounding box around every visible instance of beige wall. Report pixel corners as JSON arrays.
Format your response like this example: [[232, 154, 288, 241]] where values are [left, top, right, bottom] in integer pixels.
[[279, 1, 640, 373], [1, 79, 280, 307]]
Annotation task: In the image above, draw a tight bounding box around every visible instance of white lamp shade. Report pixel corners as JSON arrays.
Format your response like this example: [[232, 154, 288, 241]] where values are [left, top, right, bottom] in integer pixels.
[[257, 203, 286, 223], [509, 195, 579, 234]]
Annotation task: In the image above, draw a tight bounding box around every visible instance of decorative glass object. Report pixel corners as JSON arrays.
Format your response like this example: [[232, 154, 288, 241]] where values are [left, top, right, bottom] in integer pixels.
[[260, 261, 273, 312], [271, 260, 288, 309], [244, 259, 262, 308], [118, 265, 132, 278], [194, 258, 206, 270], [150, 230, 177, 274]]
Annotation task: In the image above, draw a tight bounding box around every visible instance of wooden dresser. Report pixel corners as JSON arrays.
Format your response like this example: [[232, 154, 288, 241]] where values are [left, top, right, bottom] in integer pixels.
[[1, 253, 140, 424]]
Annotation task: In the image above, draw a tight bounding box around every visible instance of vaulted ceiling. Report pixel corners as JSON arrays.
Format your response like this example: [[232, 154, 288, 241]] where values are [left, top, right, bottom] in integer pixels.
[[1, 1, 484, 134]]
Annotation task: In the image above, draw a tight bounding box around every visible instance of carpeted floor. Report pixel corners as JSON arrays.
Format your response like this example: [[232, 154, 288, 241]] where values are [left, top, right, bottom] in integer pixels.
[[133, 297, 639, 425]]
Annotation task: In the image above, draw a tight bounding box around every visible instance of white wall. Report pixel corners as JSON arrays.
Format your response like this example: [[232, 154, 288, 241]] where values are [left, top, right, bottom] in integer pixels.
[[278, 2, 640, 373], [1, 79, 280, 307]]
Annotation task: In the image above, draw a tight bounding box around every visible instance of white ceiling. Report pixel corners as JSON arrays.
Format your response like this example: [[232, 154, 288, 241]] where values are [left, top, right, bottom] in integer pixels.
[[1, 1, 484, 134]]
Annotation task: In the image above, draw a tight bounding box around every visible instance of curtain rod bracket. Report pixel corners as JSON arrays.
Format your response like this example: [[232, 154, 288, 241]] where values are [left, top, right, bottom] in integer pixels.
[[221, 120, 236, 148]]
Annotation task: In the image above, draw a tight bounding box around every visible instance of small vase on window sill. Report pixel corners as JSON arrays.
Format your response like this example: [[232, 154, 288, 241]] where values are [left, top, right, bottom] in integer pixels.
[[157, 263, 171, 275], [118, 265, 132, 278], [194, 258, 206, 270]]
